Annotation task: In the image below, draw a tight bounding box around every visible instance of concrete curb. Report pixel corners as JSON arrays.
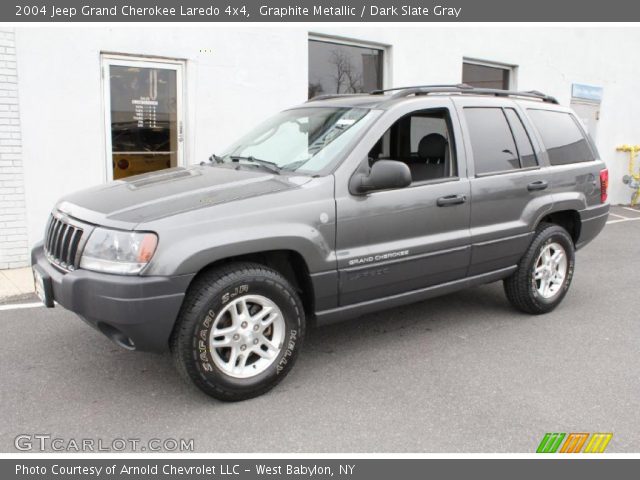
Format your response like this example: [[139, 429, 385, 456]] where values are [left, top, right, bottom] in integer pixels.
[[0, 267, 35, 300]]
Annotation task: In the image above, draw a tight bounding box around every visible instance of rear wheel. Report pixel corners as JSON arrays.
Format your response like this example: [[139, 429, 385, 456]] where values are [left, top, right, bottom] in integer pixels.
[[170, 262, 305, 401], [504, 223, 575, 314]]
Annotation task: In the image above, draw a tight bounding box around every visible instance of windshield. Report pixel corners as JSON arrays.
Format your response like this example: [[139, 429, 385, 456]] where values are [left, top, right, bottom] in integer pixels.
[[220, 107, 374, 173]]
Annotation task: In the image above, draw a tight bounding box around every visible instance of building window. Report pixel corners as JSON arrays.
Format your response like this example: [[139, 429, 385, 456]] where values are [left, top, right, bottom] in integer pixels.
[[102, 56, 185, 180], [308, 39, 383, 99], [462, 60, 513, 90]]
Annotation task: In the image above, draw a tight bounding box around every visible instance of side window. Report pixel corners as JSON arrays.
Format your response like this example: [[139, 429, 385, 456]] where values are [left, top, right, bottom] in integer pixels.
[[464, 107, 519, 174], [410, 116, 449, 152], [504, 108, 538, 168], [368, 109, 456, 183], [527, 109, 596, 165]]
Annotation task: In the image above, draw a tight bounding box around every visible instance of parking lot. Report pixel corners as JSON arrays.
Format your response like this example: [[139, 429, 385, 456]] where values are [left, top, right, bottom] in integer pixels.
[[1, 206, 639, 453]]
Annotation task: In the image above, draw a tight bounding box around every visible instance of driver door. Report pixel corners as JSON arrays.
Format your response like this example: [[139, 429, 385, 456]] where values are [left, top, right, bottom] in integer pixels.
[[335, 104, 472, 306]]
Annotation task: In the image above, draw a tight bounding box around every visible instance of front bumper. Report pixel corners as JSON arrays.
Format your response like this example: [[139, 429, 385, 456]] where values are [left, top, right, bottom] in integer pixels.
[[31, 243, 194, 352]]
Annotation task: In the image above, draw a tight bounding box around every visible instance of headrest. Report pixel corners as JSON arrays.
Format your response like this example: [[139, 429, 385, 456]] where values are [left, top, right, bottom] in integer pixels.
[[418, 133, 447, 159]]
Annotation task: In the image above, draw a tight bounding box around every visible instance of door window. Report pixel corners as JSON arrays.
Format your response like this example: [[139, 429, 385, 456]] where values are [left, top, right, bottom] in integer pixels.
[[368, 110, 456, 183], [464, 108, 519, 174], [504, 108, 538, 168], [103, 57, 184, 180]]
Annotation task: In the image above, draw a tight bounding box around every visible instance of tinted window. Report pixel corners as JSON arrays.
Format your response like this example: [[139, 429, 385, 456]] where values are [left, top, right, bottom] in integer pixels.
[[109, 65, 178, 180], [464, 108, 519, 174], [462, 62, 510, 89], [527, 109, 595, 165], [308, 40, 383, 99], [504, 108, 538, 168]]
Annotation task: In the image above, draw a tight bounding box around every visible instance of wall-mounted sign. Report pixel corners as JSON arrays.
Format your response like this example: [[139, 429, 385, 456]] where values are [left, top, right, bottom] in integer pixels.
[[572, 83, 603, 103], [132, 98, 159, 128]]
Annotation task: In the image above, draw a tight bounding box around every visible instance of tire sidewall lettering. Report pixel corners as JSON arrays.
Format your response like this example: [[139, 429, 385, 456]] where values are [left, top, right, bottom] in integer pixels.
[[221, 284, 249, 304], [276, 329, 297, 375], [530, 233, 574, 304], [194, 280, 301, 385]]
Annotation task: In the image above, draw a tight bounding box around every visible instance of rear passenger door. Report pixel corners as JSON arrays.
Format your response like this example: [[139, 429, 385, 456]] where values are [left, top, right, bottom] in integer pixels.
[[525, 108, 601, 208], [453, 98, 553, 276]]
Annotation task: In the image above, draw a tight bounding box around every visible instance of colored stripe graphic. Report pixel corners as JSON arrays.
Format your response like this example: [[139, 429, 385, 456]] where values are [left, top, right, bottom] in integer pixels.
[[560, 433, 589, 453], [584, 433, 613, 453], [536, 433, 566, 453]]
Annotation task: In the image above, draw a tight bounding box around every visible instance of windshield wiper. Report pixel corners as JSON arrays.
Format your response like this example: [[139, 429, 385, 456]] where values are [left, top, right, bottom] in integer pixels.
[[229, 156, 280, 175], [201, 153, 225, 166], [280, 159, 311, 172]]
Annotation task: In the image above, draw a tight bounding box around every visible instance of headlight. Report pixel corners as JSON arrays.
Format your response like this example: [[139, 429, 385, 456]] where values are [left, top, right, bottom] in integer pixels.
[[80, 228, 158, 275]]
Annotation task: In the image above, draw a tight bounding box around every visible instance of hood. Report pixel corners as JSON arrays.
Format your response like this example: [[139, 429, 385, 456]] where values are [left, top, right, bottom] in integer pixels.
[[57, 165, 308, 229]]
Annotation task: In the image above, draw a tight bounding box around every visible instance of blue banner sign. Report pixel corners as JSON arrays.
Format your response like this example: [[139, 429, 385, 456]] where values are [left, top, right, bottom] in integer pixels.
[[572, 83, 603, 102]]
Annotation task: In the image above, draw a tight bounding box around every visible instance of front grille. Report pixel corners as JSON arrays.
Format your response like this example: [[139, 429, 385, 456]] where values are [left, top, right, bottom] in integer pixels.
[[44, 214, 85, 271]]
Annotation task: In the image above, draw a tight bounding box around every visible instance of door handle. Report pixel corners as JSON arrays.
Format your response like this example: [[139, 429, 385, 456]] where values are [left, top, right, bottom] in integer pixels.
[[437, 194, 466, 207], [527, 180, 549, 191]]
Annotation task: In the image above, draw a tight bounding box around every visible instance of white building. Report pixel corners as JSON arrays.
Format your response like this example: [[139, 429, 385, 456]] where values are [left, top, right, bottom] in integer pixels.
[[1, 25, 638, 269]]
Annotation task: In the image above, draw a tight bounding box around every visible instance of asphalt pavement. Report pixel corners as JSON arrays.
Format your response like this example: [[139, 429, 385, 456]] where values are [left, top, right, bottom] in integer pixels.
[[1, 206, 639, 453]]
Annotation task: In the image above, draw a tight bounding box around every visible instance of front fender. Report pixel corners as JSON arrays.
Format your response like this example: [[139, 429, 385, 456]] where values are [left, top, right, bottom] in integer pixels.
[[162, 225, 334, 276], [139, 177, 337, 276]]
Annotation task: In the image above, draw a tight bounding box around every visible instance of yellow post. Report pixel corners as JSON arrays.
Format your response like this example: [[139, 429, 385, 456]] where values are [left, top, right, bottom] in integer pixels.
[[616, 144, 640, 206]]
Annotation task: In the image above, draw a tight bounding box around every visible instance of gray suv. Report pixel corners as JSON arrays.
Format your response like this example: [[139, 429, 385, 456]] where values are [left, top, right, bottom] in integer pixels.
[[31, 85, 609, 401]]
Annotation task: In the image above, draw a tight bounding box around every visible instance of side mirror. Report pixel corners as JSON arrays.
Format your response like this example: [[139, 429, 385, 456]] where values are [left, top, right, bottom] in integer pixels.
[[350, 160, 412, 194]]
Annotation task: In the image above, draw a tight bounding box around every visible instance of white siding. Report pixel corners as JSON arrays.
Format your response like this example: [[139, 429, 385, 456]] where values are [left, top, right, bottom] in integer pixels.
[[0, 28, 28, 269]]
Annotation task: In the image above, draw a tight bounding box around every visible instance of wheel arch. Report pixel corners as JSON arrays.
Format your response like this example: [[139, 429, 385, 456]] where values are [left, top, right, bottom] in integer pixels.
[[184, 249, 316, 317], [537, 209, 581, 244]]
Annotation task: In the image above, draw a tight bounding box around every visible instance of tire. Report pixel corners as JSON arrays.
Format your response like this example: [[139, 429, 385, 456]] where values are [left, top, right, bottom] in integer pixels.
[[170, 262, 305, 401], [503, 223, 575, 315]]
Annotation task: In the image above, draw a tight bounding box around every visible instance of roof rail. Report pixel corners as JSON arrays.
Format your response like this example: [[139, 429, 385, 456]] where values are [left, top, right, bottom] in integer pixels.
[[306, 93, 368, 102], [371, 83, 559, 104], [370, 83, 474, 95]]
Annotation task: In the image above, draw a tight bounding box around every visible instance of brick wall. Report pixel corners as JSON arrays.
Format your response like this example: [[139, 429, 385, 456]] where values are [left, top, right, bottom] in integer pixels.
[[0, 28, 28, 269]]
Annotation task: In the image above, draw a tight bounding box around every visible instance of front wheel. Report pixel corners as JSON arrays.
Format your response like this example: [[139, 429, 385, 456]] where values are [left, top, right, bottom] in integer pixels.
[[504, 223, 575, 314], [170, 262, 305, 401]]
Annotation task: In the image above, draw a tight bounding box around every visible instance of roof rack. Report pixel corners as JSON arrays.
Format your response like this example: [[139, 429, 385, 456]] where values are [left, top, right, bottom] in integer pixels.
[[370, 83, 558, 104], [306, 93, 368, 102]]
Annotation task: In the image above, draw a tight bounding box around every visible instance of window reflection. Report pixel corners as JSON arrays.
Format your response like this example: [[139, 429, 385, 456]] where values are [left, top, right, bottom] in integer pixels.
[[308, 40, 383, 98], [109, 65, 178, 179]]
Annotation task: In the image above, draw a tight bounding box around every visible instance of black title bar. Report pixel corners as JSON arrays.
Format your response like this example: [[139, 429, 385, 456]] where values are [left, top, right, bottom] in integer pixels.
[[4, 0, 640, 22], [4, 459, 640, 480]]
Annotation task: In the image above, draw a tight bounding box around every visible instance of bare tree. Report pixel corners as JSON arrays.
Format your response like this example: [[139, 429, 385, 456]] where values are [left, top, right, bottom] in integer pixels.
[[328, 50, 363, 94], [344, 65, 363, 93], [330, 50, 349, 93]]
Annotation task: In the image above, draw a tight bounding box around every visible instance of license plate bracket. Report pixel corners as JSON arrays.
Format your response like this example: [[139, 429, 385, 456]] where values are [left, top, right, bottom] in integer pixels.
[[32, 265, 54, 308]]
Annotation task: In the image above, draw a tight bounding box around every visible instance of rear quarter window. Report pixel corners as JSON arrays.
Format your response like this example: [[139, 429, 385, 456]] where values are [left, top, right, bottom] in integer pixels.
[[527, 109, 595, 165]]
